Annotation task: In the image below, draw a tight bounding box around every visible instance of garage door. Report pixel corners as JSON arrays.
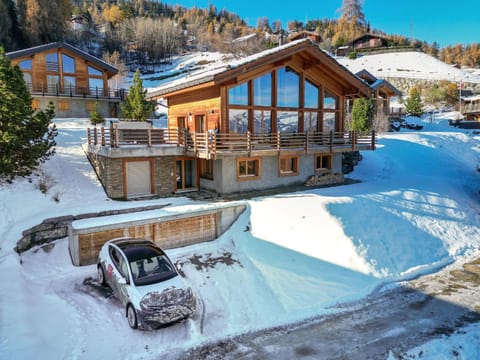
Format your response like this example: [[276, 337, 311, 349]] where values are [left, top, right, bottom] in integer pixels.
[[125, 161, 151, 198]]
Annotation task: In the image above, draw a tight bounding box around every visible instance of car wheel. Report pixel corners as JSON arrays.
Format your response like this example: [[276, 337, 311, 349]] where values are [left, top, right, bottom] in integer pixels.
[[127, 304, 138, 329], [97, 265, 107, 286]]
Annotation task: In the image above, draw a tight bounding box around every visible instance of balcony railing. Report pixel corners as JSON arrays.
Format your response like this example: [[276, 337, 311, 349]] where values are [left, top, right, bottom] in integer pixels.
[[87, 127, 376, 158], [26, 83, 127, 100]]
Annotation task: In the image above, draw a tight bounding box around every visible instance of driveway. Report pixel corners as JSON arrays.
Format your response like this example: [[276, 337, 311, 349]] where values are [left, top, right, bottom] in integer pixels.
[[173, 258, 480, 359]]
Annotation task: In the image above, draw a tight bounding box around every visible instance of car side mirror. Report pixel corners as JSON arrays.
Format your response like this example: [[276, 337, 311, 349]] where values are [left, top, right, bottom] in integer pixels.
[[118, 277, 127, 285]]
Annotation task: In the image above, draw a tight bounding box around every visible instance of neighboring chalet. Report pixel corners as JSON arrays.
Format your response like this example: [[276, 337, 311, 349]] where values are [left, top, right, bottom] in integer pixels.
[[355, 69, 402, 117], [85, 39, 376, 199], [288, 31, 322, 44], [6, 42, 122, 118], [462, 95, 480, 121], [349, 33, 389, 52]]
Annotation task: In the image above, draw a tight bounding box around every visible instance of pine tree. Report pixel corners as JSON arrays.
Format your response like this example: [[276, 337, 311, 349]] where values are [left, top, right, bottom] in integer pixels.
[[120, 69, 155, 121], [405, 87, 423, 116], [350, 97, 374, 132], [89, 102, 105, 126], [0, 48, 57, 179]]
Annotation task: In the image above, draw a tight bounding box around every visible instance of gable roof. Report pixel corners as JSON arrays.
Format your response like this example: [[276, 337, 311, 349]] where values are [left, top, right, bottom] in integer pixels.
[[348, 33, 389, 46], [6, 42, 118, 77], [355, 69, 401, 97], [148, 39, 371, 99]]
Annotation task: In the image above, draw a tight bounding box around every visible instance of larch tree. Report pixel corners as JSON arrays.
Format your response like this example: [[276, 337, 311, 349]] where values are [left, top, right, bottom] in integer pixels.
[[120, 70, 155, 122], [338, 0, 367, 27], [0, 48, 57, 179], [17, 0, 71, 45]]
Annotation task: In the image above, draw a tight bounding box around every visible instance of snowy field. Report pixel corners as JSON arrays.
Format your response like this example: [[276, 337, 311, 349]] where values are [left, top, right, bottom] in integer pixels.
[[0, 112, 479, 359]]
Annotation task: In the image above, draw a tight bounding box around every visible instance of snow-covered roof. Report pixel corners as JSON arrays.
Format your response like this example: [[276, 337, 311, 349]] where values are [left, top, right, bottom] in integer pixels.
[[148, 39, 371, 99]]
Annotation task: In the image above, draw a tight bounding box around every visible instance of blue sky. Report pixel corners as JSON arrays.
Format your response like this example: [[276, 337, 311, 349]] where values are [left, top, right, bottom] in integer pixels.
[[171, 0, 479, 47]]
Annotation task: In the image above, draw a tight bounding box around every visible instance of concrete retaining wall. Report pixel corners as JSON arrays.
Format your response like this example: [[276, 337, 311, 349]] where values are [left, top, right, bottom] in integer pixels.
[[68, 204, 246, 266]]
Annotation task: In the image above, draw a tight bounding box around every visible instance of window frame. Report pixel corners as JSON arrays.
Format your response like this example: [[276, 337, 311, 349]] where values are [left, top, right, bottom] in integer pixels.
[[279, 155, 299, 176], [237, 157, 261, 181], [314, 153, 332, 174]]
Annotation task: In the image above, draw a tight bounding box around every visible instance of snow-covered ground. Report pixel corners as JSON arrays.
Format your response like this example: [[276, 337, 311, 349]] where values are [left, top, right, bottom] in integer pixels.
[[0, 111, 479, 359], [337, 51, 480, 83]]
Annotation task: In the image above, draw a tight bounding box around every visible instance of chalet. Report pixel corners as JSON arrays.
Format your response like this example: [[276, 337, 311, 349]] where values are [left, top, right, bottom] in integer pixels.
[[288, 31, 322, 44], [348, 33, 389, 52], [6, 42, 122, 118], [355, 69, 402, 117], [85, 39, 376, 199]]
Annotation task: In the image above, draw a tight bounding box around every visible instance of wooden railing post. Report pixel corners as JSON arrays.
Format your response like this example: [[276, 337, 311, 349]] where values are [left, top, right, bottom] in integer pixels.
[[247, 131, 251, 156], [371, 130, 376, 150], [101, 127, 105, 146], [109, 122, 114, 147], [351, 131, 355, 151], [147, 128, 152, 147], [93, 127, 98, 145], [329, 131, 333, 153], [87, 128, 91, 145], [115, 126, 119, 148], [276, 131, 281, 153], [305, 131, 309, 153]]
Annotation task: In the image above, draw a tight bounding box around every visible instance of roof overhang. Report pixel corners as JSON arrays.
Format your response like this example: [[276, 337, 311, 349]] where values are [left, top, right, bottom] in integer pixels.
[[6, 42, 118, 78]]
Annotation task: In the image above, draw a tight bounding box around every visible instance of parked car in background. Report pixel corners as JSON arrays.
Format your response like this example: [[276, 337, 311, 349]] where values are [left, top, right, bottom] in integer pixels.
[[97, 238, 196, 330]]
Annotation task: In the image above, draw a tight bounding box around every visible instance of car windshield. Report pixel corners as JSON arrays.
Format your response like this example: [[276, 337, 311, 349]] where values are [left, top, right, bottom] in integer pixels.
[[122, 243, 177, 286], [129, 255, 177, 286]]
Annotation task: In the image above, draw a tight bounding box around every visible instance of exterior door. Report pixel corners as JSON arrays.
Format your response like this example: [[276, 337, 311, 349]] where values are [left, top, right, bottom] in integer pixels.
[[176, 159, 195, 191], [195, 115, 205, 133], [125, 160, 152, 197]]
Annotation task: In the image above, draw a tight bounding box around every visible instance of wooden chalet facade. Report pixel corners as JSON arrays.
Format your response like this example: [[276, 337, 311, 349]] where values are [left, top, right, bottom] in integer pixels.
[[6, 42, 122, 118], [288, 31, 323, 44], [348, 33, 389, 52], [85, 39, 376, 199]]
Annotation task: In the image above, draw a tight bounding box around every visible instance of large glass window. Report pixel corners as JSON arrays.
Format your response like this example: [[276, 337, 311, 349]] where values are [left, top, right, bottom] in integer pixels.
[[304, 111, 318, 132], [19, 60, 32, 70], [46, 53, 59, 72], [324, 89, 338, 109], [254, 73, 271, 106], [63, 76, 76, 94], [62, 54, 75, 73], [323, 112, 337, 132], [23, 73, 32, 88], [253, 110, 271, 135], [89, 78, 104, 95], [47, 75, 59, 92], [88, 66, 102, 76], [228, 82, 248, 105], [277, 111, 298, 133], [305, 79, 319, 108], [277, 66, 299, 108], [229, 109, 248, 133]]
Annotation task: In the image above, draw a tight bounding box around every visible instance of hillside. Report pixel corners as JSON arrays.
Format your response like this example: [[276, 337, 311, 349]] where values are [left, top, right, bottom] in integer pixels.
[[337, 51, 480, 84]]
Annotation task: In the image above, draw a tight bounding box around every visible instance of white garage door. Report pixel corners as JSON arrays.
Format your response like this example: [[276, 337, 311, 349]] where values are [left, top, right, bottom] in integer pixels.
[[125, 161, 151, 198]]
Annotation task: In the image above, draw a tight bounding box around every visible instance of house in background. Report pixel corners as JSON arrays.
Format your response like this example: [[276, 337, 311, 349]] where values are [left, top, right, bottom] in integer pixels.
[[288, 31, 323, 44], [6, 42, 123, 118], [355, 69, 402, 117], [348, 33, 389, 52], [85, 39, 376, 199]]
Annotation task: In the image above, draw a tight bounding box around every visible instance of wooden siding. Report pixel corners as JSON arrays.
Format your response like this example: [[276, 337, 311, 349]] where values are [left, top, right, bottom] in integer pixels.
[[10, 48, 109, 94]]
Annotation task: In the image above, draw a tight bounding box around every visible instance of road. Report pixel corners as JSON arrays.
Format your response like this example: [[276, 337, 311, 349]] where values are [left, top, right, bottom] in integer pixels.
[[173, 258, 480, 360]]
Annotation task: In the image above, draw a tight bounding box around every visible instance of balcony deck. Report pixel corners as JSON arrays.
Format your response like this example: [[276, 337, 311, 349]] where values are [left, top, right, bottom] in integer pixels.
[[86, 127, 376, 159]]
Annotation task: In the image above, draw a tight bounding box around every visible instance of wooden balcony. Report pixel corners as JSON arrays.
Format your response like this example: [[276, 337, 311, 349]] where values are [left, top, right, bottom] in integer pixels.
[[86, 127, 376, 159]]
